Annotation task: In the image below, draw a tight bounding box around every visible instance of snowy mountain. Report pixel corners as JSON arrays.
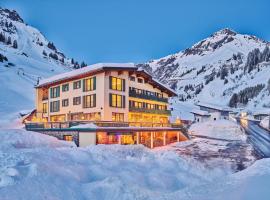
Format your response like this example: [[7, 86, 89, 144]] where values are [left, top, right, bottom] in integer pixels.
[[139, 28, 270, 111], [0, 8, 84, 125]]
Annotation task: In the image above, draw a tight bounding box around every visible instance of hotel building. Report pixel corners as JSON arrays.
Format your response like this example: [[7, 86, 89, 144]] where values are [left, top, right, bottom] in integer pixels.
[[26, 63, 187, 148]]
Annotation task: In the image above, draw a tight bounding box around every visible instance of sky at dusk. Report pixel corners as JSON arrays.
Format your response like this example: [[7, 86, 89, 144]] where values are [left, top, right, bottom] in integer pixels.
[[2, 0, 270, 64]]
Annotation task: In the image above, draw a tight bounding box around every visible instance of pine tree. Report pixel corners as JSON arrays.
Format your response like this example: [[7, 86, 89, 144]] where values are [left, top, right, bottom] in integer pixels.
[[47, 42, 56, 51], [12, 40, 18, 49], [80, 61, 87, 68], [0, 32, 6, 43], [7, 36, 11, 45], [42, 50, 47, 56], [229, 93, 238, 108]]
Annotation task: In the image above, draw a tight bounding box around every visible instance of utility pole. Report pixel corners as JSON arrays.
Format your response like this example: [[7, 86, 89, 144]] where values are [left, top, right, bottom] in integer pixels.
[[269, 113, 270, 129]]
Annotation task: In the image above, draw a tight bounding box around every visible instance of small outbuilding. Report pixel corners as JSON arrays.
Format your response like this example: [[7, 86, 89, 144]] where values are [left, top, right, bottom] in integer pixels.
[[196, 102, 232, 120], [190, 109, 210, 123], [253, 110, 270, 120]]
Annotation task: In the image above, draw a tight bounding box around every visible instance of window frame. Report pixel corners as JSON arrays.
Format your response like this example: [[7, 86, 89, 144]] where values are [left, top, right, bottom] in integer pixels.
[[42, 102, 48, 113], [50, 86, 60, 98], [83, 94, 96, 108], [109, 93, 125, 108], [50, 100, 60, 112], [73, 96, 81, 105], [62, 99, 69, 107], [109, 76, 125, 91], [73, 80, 81, 90], [62, 83, 69, 92], [83, 76, 96, 92], [112, 112, 125, 122]]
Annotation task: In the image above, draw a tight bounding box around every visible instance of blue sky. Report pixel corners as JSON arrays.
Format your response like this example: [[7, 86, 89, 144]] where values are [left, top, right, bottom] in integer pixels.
[[2, 0, 270, 64]]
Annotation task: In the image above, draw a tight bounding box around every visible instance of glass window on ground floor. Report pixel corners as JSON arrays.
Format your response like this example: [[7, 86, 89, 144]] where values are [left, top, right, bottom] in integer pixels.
[[112, 112, 124, 122], [63, 135, 73, 142], [70, 112, 101, 121], [50, 114, 66, 122]]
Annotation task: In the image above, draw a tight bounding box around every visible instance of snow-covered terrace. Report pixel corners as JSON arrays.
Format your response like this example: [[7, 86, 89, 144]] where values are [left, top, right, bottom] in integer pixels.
[[190, 109, 210, 116], [196, 102, 233, 112]]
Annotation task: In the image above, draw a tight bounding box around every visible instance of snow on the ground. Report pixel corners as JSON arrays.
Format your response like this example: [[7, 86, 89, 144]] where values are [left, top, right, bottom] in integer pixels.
[[260, 116, 269, 130], [156, 120, 257, 172], [189, 119, 246, 140], [0, 129, 224, 200], [0, 128, 268, 200]]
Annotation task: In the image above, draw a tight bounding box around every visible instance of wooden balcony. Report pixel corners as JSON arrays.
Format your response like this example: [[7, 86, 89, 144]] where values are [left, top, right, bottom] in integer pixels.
[[129, 90, 168, 103], [129, 107, 171, 115]]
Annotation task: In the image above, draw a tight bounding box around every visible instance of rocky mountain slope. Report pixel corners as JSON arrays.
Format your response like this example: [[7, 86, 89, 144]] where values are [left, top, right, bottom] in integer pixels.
[[0, 8, 85, 125], [139, 29, 270, 111]]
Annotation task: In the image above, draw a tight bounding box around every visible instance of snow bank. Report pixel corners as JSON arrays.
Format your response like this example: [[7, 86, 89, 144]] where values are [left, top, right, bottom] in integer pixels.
[[189, 119, 246, 140], [177, 158, 270, 200], [260, 116, 269, 130], [0, 129, 268, 199], [0, 129, 226, 200]]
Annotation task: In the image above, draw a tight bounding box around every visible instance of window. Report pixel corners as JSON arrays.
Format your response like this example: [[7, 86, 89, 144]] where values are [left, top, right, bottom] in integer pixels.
[[112, 113, 124, 122], [73, 80, 81, 89], [50, 100, 60, 112], [63, 135, 73, 142], [62, 84, 69, 92], [62, 99, 69, 107], [42, 103, 47, 113], [109, 93, 125, 108], [109, 76, 125, 91], [129, 76, 135, 81], [50, 86, 60, 98], [83, 77, 96, 91], [137, 78, 143, 83], [73, 96, 81, 105], [83, 94, 96, 108]]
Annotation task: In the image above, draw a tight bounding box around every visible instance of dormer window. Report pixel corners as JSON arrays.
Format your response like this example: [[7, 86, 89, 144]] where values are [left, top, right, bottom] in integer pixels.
[[138, 78, 143, 83], [129, 76, 135, 81]]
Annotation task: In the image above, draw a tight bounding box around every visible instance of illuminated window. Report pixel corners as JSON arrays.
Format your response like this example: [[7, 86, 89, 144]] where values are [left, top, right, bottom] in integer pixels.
[[112, 113, 124, 122], [109, 76, 125, 91], [73, 80, 81, 89], [73, 96, 81, 105], [83, 94, 96, 108], [42, 103, 47, 113], [62, 99, 69, 107], [50, 101, 60, 112], [83, 77, 96, 91], [50, 86, 60, 98], [62, 84, 69, 92], [109, 93, 125, 108], [63, 135, 73, 142]]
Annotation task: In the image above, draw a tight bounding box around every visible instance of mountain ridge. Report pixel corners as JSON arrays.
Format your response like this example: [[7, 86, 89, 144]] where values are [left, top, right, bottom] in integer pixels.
[[139, 28, 270, 111]]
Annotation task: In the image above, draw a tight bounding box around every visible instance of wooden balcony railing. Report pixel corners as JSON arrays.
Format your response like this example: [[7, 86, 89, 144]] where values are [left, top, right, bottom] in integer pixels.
[[129, 90, 168, 103], [129, 107, 171, 115], [25, 120, 182, 130]]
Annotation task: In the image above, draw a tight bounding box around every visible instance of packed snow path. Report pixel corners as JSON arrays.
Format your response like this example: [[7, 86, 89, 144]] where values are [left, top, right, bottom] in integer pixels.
[[238, 118, 270, 158]]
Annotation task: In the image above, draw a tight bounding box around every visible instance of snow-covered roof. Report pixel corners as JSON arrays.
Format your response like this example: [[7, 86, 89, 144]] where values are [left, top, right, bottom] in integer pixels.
[[253, 110, 270, 116], [37, 63, 177, 96], [196, 102, 232, 112], [38, 63, 136, 87], [137, 69, 177, 95], [190, 109, 210, 116]]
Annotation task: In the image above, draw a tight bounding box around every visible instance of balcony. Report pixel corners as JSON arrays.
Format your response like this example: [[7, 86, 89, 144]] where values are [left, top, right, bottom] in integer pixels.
[[129, 90, 168, 103], [129, 106, 171, 115]]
